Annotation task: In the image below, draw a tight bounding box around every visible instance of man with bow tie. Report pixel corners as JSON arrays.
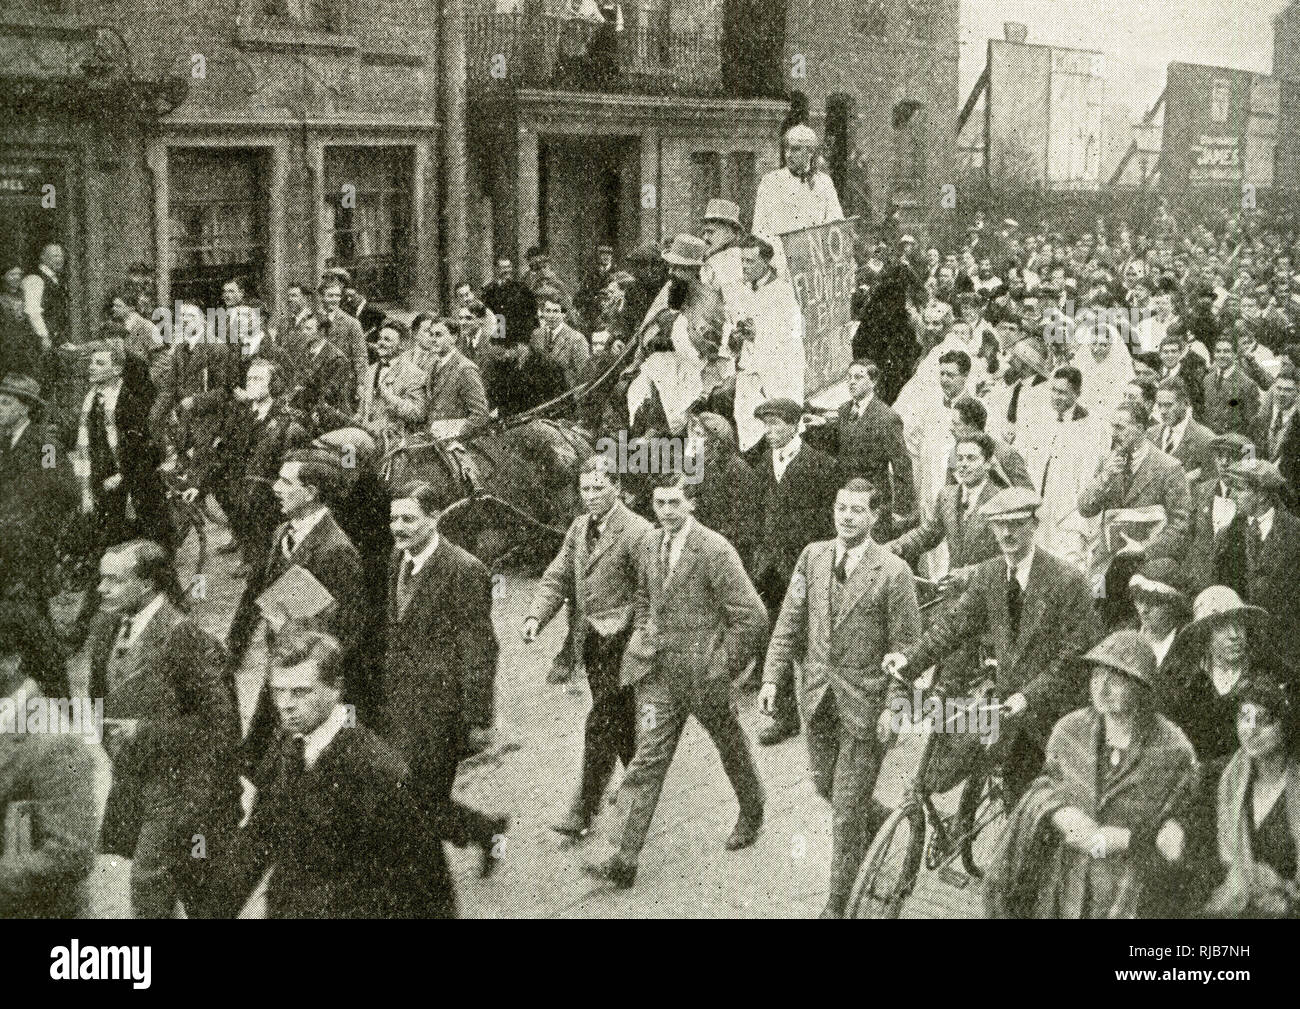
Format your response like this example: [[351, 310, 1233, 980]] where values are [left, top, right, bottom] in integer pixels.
[[227, 449, 365, 776], [883, 488, 1101, 805], [89, 539, 240, 917], [761, 477, 922, 917], [523, 456, 652, 838]]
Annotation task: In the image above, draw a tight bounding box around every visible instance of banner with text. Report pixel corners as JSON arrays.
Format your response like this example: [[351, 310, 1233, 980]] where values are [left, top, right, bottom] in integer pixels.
[[783, 217, 857, 396]]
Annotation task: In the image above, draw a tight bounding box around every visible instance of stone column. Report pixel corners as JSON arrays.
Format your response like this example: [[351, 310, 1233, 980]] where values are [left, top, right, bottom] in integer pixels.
[[517, 125, 540, 265], [639, 127, 660, 247], [146, 141, 170, 316]]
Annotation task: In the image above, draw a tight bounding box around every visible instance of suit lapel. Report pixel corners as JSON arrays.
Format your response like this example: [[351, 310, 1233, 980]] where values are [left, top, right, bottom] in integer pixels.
[[833, 544, 884, 628], [585, 504, 623, 574], [1008, 552, 1049, 664], [663, 525, 701, 591], [1125, 452, 1157, 505]]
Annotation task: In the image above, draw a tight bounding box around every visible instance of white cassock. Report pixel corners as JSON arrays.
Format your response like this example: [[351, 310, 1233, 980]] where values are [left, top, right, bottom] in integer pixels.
[[985, 375, 1052, 449], [751, 167, 844, 275], [1071, 340, 1134, 421], [893, 332, 992, 427], [733, 271, 805, 452], [1027, 405, 1110, 572], [901, 389, 964, 579], [627, 314, 705, 435]]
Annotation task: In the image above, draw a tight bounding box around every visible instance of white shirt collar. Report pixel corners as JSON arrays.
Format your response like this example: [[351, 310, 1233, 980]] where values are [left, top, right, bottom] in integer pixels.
[[834, 537, 871, 577], [1007, 547, 1035, 591], [403, 532, 441, 577], [251, 398, 273, 422], [1211, 663, 1244, 698], [123, 592, 167, 647], [1151, 628, 1177, 666], [1252, 507, 1276, 542], [301, 703, 351, 771], [850, 394, 873, 415], [774, 434, 802, 464], [1168, 411, 1190, 443], [288, 505, 329, 542], [961, 478, 988, 510], [39, 264, 58, 283], [1129, 441, 1149, 473], [9, 418, 29, 449]]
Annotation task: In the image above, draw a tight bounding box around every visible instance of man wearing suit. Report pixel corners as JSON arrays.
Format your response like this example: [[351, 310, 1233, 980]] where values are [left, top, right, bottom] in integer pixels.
[[89, 540, 241, 917], [523, 457, 652, 837], [204, 630, 454, 918], [761, 478, 922, 917], [483, 256, 537, 349], [1249, 360, 1298, 465], [0, 603, 98, 918], [148, 314, 240, 448], [884, 488, 1102, 805], [1079, 400, 1192, 626], [947, 396, 1034, 492], [889, 432, 1002, 583], [77, 341, 172, 549], [360, 321, 428, 437], [318, 278, 370, 415], [533, 290, 591, 390], [1185, 432, 1255, 593], [751, 397, 840, 745], [1216, 458, 1300, 670], [1149, 378, 1215, 482], [1202, 335, 1261, 436], [228, 450, 365, 774], [343, 279, 387, 342], [285, 314, 355, 424], [425, 318, 490, 432], [384, 481, 506, 875], [584, 471, 768, 888], [0, 374, 76, 603], [834, 358, 916, 542]]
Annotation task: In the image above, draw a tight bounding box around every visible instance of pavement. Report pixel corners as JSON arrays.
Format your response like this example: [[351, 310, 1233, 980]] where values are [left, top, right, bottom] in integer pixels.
[[69, 523, 991, 919]]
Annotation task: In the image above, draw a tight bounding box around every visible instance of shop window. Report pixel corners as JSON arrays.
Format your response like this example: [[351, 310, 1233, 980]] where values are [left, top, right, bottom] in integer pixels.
[[167, 148, 267, 310], [323, 146, 412, 302], [689, 150, 721, 229], [726, 151, 755, 229]]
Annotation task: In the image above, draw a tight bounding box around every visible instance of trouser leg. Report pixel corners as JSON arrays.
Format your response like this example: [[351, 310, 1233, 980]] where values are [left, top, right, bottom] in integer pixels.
[[615, 672, 688, 865], [573, 632, 635, 822], [130, 817, 183, 919], [756, 567, 800, 731], [826, 718, 885, 911], [1001, 731, 1045, 809], [692, 677, 765, 818]]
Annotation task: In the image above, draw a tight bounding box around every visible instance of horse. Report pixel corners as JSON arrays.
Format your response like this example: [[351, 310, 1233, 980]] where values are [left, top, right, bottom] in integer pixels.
[[380, 416, 595, 568]]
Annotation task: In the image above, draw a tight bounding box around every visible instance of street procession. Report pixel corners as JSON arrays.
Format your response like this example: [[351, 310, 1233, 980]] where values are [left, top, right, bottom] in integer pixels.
[[2, 0, 1300, 943]]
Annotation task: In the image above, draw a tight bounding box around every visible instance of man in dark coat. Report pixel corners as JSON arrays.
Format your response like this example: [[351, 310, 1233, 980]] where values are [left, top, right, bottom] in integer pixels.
[[228, 450, 366, 775], [831, 358, 916, 541], [89, 539, 241, 917], [384, 481, 506, 875], [202, 629, 454, 918], [483, 334, 569, 417], [884, 488, 1103, 804], [750, 397, 840, 744], [483, 255, 538, 348], [852, 263, 921, 406], [283, 314, 356, 424]]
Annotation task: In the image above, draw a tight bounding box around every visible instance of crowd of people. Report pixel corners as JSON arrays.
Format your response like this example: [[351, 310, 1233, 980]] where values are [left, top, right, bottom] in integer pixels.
[[1, 121, 1299, 919]]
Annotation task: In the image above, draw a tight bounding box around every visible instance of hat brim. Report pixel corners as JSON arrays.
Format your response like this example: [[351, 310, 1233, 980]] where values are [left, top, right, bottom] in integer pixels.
[[702, 216, 742, 229], [662, 253, 704, 267], [1168, 603, 1271, 665], [0, 386, 49, 413]]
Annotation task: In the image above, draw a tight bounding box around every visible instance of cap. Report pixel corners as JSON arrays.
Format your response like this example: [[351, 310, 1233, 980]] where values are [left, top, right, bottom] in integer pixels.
[[661, 234, 708, 268], [978, 486, 1041, 521], [1210, 431, 1256, 456], [900, 234, 917, 245], [1226, 457, 1286, 491], [753, 397, 803, 425], [784, 124, 818, 146], [0, 373, 47, 412], [1128, 557, 1192, 602]]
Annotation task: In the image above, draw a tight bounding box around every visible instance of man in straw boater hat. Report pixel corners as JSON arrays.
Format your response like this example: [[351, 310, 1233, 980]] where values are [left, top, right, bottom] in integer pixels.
[[883, 486, 1102, 806]]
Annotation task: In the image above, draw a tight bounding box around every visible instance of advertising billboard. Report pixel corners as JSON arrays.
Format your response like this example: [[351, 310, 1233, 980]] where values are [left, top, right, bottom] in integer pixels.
[[1161, 61, 1277, 190]]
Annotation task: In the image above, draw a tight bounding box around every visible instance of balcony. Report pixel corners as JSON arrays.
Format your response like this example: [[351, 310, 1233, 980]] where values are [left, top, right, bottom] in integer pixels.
[[467, 14, 779, 99]]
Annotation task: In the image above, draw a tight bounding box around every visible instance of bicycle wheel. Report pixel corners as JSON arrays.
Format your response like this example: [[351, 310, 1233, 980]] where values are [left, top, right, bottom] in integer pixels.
[[956, 767, 1007, 879], [844, 802, 925, 919]]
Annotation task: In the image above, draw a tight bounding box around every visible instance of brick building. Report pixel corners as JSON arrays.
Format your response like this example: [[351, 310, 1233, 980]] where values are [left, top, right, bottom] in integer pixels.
[[1, 0, 959, 338]]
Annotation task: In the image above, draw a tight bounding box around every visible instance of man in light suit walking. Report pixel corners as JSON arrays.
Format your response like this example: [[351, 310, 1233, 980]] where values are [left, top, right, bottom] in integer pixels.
[[761, 478, 922, 917], [524, 456, 652, 838], [583, 470, 768, 888]]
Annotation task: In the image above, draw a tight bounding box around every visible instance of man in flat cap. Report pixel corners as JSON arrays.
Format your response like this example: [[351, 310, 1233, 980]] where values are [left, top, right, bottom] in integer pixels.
[[883, 486, 1101, 804], [751, 396, 840, 745], [752, 125, 844, 241], [1185, 431, 1257, 591]]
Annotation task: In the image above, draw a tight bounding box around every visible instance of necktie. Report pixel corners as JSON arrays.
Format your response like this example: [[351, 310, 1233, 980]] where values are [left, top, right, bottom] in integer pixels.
[[834, 552, 848, 584], [284, 733, 307, 783], [1007, 382, 1022, 425], [1006, 568, 1022, 639], [399, 553, 415, 586], [660, 532, 672, 583], [89, 390, 108, 465], [1246, 518, 1263, 571], [282, 528, 297, 559], [1270, 411, 1285, 457], [1163, 427, 1174, 454], [112, 615, 133, 657], [585, 515, 602, 552]]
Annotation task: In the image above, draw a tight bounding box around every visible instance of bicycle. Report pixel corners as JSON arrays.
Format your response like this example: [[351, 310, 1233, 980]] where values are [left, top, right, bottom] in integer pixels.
[[844, 667, 1010, 919]]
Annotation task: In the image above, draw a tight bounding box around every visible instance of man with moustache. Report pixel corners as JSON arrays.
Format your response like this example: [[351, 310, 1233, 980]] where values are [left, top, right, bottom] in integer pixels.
[[761, 478, 922, 917], [753, 124, 844, 240], [523, 456, 652, 838], [384, 481, 506, 876]]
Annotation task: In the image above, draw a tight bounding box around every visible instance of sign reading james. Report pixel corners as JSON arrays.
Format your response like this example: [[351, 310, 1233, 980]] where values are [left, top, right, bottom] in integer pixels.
[[783, 217, 857, 396]]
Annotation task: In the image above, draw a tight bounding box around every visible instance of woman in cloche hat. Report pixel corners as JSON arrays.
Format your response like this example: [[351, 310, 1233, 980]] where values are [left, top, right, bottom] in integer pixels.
[[985, 630, 1198, 918]]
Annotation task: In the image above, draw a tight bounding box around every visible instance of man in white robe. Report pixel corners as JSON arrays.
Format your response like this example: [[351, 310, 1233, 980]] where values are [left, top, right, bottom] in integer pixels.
[[752, 124, 844, 274]]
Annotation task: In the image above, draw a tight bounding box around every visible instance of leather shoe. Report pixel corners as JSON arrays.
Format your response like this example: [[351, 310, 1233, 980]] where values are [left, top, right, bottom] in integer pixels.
[[550, 813, 591, 840], [479, 815, 509, 878], [758, 719, 798, 746], [581, 855, 636, 889], [725, 808, 763, 850]]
